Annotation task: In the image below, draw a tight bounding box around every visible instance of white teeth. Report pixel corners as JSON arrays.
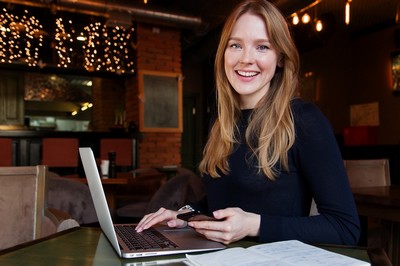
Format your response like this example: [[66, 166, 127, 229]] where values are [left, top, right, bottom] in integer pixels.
[[237, 71, 257, 77]]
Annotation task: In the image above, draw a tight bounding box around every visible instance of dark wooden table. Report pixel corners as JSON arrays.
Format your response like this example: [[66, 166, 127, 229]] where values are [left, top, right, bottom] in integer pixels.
[[0, 227, 374, 265], [352, 185, 400, 265]]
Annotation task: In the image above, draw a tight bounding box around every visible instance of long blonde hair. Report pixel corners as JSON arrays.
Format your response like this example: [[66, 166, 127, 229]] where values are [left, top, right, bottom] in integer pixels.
[[199, 0, 300, 179]]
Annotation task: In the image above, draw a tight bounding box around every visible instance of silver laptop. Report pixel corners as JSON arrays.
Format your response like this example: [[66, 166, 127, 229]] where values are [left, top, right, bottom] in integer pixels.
[[79, 147, 225, 258]]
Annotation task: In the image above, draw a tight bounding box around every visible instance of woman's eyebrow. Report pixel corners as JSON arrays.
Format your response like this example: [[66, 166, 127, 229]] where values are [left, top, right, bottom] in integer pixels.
[[228, 37, 270, 43]]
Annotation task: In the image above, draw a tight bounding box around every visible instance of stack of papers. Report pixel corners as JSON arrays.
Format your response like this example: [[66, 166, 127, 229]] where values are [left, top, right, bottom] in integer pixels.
[[185, 240, 369, 266]]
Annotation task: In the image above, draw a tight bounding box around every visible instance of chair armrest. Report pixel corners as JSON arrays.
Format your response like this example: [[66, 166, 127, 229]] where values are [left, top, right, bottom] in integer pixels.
[[45, 208, 80, 233]]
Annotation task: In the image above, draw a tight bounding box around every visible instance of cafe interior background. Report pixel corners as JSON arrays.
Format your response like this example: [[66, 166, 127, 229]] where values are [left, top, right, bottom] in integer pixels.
[[0, 0, 399, 174]]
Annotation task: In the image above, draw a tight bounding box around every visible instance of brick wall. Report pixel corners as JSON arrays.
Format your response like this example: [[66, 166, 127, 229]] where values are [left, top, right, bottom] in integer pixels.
[[126, 23, 182, 167], [139, 132, 181, 166], [92, 23, 182, 167], [92, 77, 125, 131]]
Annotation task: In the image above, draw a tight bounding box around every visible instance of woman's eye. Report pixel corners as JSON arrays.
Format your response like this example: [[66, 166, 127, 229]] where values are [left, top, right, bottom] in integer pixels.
[[230, 43, 241, 49], [258, 45, 269, 51]]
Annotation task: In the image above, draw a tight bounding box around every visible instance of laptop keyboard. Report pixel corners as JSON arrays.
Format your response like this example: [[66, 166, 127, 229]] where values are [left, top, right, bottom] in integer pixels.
[[115, 225, 179, 251]]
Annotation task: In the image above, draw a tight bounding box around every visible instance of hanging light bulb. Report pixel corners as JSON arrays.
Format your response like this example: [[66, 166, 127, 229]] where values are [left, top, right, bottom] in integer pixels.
[[315, 19, 323, 32], [345, 0, 351, 25], [302, 12, 311, 24], [292, 13, 299, 25]]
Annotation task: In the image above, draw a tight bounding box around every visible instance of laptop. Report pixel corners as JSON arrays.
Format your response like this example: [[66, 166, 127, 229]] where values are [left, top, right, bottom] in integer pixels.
[[79, 147, 225, 258]]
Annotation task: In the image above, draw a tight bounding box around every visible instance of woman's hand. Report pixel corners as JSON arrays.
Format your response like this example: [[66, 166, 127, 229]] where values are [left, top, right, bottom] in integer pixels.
[[135, 207, 188, 232], [187, 207, 260, 245]]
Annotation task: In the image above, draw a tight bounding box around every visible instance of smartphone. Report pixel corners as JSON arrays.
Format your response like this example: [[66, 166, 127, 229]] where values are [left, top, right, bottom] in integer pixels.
[[177, 210, 222, 222]]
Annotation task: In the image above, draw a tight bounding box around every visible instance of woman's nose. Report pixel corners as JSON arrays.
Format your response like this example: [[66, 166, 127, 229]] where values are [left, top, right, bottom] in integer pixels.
[[239, 49, 255, 64]]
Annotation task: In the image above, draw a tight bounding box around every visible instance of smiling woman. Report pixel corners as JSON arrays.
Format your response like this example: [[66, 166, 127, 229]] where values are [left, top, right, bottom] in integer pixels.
[[224, 13, 281, 109], [134, 0, 361, 247]]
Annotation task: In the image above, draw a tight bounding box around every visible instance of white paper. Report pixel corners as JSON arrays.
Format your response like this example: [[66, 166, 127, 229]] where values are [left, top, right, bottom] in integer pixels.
[[185, 240, 370, 266]]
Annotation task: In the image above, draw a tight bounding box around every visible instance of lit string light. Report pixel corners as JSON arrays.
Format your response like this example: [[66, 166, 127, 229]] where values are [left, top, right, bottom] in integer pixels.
[[54, 17, 75, 68], [0, 7, 136, 74], [82, 21, 102, 72], [82, 22, 135, 74], [0, 8, 43, 66]]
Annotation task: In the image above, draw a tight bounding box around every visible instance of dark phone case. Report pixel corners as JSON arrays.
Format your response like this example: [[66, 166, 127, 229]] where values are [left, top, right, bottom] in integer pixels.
[[177, 211, 220, 222]]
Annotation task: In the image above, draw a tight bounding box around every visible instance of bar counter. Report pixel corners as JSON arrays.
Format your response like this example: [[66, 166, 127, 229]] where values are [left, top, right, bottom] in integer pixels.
[[0, 129, 141, 167], [0, 128, 140, 138]]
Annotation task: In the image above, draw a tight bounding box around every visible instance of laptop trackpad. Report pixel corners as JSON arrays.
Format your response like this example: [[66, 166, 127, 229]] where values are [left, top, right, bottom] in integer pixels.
[[154, 224, 225, 249]]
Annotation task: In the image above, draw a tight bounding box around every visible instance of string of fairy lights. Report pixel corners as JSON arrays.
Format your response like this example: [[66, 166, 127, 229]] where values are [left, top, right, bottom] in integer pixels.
[[0, 7, 136, 74], [0, 8, 43, 66], [54, 17, 74, 68], [82, 22, 135, 73]]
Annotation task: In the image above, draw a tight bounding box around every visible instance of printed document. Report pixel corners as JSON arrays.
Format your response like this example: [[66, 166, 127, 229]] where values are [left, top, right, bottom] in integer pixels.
[[185, 240, 369, 266]]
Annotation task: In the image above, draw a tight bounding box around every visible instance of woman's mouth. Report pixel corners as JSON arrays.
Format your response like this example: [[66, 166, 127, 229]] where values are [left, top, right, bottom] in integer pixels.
[[236, 70, 258, 77]]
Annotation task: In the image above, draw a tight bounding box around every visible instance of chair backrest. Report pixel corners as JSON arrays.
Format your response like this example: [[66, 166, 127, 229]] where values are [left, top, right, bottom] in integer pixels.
[[342, 126, 377, 146], [0, 165, 47, 250], [146, 171, 205, 214], [47, 174, 98, 225], [42, 138, 79, 167], [132, 167, 160, 175], [0, 138, 13, 166], [126, 168, 167, 200], [344, 159, 391, 188], [100, 138, 133, 167]]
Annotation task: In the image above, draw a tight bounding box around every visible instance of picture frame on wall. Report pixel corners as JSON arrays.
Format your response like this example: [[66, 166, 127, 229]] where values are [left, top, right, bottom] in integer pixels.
[[138, 70, 183, 132]]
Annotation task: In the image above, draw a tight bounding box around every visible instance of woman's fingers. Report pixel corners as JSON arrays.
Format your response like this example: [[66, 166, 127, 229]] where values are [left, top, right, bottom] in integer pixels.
[[136, 208, 169, 231], [186, 208, 260, 244], [135, 208, 181, 232]]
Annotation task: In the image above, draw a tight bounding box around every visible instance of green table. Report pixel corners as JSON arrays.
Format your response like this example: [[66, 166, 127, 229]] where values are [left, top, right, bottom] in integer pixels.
[[0, 227, 374, 265]]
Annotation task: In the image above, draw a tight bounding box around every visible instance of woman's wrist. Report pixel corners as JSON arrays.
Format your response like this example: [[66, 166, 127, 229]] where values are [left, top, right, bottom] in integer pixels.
[[247, 213, 261, 237]]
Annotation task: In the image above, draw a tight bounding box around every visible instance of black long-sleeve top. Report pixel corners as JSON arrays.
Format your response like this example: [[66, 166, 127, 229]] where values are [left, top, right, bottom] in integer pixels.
[[201, 98, 360, 245]]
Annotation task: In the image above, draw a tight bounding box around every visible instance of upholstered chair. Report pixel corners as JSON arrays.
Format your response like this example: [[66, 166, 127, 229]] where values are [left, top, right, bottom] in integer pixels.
[[116, 169, 205, 222], [47, 171, 98, 225], [0, 165, 79, 250]]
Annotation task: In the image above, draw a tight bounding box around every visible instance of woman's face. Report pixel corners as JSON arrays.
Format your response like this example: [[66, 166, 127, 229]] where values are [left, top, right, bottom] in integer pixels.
[[224, 12, 281, 109]]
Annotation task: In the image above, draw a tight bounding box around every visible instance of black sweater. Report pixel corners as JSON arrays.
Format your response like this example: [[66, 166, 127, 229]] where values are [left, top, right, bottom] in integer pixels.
[[202, 98, 360, 245]]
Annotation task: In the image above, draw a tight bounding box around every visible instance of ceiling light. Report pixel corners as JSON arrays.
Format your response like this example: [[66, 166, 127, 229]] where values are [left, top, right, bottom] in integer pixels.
[[289, 0, 322, 26], [345, 0, 351, 25], [292, 13, 299, 25], [315, 20, 323, 31], [302, 13, 311, 24]]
